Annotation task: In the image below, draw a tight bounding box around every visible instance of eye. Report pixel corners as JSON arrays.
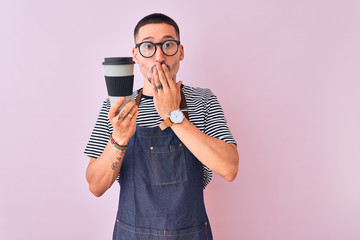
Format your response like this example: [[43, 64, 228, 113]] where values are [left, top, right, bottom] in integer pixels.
[[163, 41, 174, 49], [142, 43, 154, 50]]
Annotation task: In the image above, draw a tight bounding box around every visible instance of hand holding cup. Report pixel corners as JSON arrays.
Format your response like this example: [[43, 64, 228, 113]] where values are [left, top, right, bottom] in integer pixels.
[[108, 97, 138, 146]]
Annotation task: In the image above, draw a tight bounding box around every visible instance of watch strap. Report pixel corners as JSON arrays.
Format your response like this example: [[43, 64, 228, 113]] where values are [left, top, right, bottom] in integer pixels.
[[159, 118, 172, 130]]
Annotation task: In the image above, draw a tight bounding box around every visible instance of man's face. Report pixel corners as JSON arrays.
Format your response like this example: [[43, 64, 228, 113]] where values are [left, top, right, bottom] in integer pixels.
[[132, 23, 184, 83]]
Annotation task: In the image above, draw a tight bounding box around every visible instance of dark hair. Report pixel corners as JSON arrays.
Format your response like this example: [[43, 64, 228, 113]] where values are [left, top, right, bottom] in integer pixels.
[[134, 13, 180, 42]]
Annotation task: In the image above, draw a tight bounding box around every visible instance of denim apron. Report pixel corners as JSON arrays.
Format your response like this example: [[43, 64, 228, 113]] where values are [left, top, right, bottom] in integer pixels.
[[112, 89, 213, 240]]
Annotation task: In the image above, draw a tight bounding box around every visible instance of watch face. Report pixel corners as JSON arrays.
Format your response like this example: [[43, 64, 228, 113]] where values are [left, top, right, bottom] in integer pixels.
[[169, 109, 184, 124]]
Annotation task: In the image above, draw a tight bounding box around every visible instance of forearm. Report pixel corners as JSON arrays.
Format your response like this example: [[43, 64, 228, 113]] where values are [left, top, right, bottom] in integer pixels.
[[171, 119, 239, 181], [86, 141, 126, 197]]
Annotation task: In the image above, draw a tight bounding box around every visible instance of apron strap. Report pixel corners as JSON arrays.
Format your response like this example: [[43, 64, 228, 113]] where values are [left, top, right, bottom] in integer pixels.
[[135, 87, 189, 120]]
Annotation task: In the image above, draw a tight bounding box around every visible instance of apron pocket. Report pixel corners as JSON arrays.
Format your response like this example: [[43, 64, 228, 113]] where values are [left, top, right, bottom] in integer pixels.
[[150, 143, 188, 185], [115, 220, 210, 240]]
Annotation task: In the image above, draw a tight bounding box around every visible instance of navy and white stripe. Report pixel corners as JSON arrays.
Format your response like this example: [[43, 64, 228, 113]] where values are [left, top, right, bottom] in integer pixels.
[[84, 85, 236, 189]]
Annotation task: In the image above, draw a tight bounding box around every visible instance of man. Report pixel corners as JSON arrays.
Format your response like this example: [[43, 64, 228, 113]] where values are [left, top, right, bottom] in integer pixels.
[[84, 13, 239, 240]]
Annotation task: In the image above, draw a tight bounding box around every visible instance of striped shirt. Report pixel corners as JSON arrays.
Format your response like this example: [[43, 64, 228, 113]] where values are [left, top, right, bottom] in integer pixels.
[[84, 85, 236, 189]]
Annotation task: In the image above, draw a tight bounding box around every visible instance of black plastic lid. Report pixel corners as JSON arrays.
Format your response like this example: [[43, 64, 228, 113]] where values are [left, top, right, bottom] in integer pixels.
[[102, 57, 135, 65]]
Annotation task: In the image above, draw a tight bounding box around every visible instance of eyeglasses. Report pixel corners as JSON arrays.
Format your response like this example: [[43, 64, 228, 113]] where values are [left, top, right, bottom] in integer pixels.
[[135, 40, 181, 58]]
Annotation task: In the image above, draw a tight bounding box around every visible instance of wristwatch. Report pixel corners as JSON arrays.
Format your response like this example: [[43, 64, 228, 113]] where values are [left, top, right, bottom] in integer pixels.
[[159, 109, 185, 130]]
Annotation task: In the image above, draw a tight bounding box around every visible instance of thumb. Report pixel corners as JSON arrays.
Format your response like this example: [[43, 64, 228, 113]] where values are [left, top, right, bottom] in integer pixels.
[[176, 81, 183, 90]]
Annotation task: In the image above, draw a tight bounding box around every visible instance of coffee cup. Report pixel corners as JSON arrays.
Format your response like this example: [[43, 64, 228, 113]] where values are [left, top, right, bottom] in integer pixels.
[[103, 57, 135, 108]]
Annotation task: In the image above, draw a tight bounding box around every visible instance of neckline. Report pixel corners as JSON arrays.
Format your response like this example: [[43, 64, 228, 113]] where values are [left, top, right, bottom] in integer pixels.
[[141, 94, 153, 99]]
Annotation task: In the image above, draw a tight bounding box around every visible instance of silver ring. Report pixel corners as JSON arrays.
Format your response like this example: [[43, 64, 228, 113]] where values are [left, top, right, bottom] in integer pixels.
[[156, 84, 163, 90]]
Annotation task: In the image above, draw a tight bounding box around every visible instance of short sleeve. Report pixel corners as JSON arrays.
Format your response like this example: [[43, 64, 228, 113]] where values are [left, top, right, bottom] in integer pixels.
[[84, 99, 112, 158], [203, 90, 237, 145]]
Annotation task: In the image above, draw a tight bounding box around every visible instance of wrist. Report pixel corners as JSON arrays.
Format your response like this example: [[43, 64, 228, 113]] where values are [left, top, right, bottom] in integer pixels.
[[112, 133, 129, 145], [109, 135, 128, 150], [170, 117, 187, 129], [160, 113, 168, 121], [158, 109, 185, 130]]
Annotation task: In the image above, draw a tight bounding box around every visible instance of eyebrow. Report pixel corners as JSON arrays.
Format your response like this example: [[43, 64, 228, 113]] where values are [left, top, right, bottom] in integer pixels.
[[141, 35, 175, 42]]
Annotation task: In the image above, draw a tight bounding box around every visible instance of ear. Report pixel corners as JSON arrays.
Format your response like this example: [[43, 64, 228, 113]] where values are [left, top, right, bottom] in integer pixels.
[[179, 44, 184, 61], [132, 48, 139, 64]]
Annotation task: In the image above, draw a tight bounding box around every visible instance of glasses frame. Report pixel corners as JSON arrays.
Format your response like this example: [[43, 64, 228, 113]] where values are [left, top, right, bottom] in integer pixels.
[[135, 40, 181, 58]]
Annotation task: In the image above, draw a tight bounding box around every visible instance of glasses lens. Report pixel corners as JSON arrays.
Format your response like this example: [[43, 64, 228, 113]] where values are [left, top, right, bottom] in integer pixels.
[[162, 40, 178, 56], [139, 42, 155, 57]]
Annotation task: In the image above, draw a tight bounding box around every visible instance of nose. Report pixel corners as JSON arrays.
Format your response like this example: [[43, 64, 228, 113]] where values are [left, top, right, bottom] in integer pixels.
[[154, 45, 166, 63]]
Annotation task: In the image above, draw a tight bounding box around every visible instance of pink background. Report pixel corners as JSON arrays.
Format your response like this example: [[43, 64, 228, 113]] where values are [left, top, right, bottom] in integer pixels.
[[1, 0, 359, 239]]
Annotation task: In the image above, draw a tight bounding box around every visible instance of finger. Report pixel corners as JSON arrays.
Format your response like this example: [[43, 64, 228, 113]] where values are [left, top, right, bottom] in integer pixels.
[[128, 108, 139, 126], [127, 105, 138, 122], [131, 108, 139, 122], [153, 67, 162, 92], [162, 64, 175, 88], [124, 104, 138, 121], [108, 97, 125, 119], [116, 100, 135, 121], [156, 63, 169, 90], [151, 74, 158, 94]]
